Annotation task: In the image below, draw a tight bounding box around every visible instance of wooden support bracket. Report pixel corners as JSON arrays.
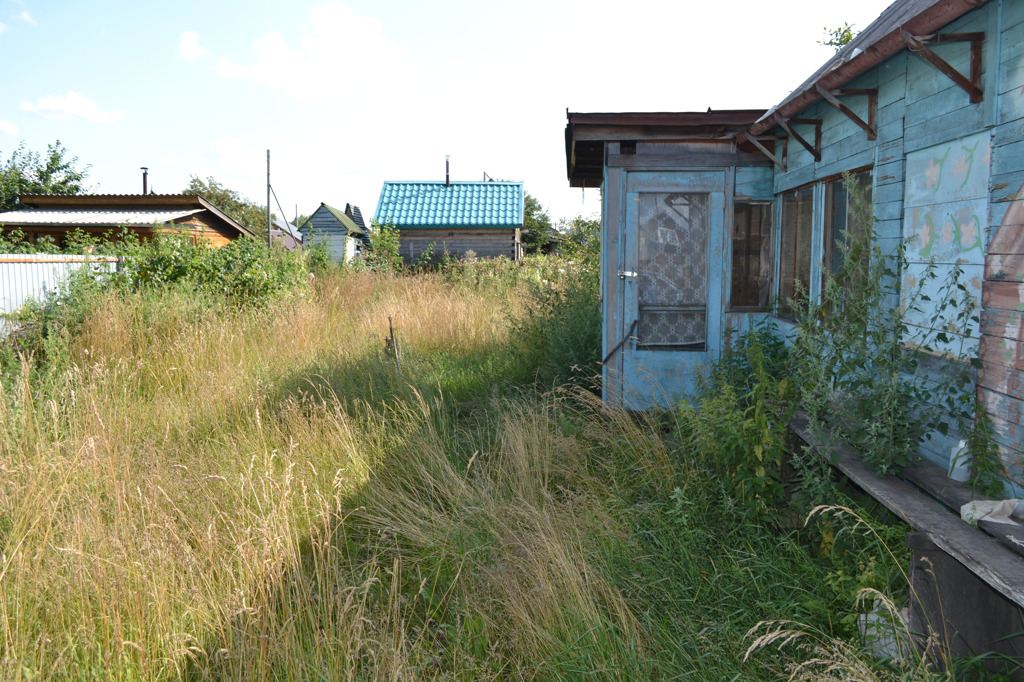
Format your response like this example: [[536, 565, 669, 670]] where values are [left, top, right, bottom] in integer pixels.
[[738, 131, 786, 171], [814, 84, 877, 140], [902, 30, 984, 103], [774, 114, 822, 162]]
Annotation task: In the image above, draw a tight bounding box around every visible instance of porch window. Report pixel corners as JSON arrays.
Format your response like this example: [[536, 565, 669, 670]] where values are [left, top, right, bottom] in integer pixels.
[[730, 202, 773, 310], [777, 186, 814, 319]]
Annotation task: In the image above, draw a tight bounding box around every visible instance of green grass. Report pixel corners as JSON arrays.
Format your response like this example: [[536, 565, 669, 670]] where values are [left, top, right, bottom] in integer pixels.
[[0, 264, 930, 680]]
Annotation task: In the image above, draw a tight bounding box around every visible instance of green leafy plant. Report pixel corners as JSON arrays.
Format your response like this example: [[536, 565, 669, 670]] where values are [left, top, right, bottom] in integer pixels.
[[819, 23, 856, 52], [789, 172, 1006, 492], [676, 320, 796, 517], [361, 220, 402, 273]]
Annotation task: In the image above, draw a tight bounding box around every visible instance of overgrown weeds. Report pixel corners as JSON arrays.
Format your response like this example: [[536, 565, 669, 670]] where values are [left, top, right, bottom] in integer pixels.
[[0, 260, 912, 679]]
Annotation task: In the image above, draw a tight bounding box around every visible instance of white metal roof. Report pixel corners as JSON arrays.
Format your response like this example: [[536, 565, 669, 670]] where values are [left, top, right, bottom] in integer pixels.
[[0, 208, 204, 226]]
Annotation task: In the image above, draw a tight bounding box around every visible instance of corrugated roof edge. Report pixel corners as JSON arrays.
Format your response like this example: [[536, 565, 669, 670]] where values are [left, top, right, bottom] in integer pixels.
[[17, 193, 255, 237]]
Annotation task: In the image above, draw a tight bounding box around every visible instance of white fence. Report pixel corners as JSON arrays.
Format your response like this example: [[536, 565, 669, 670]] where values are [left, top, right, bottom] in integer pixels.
[[0, 254, 120, 336]]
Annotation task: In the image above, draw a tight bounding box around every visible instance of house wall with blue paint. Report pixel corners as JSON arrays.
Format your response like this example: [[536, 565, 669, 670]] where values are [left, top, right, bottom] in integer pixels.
[[568, 0, 1024, 494], [764, 0, 1023, 490]]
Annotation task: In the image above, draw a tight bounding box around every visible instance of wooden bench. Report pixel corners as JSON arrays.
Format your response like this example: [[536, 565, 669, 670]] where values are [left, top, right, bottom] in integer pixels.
[[789, 412, 1024, 673]]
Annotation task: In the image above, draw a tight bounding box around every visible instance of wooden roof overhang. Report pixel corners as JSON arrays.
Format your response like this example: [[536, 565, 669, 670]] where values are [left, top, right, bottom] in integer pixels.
[[565, 110, 767, 188], [747, 0, 991, 142]]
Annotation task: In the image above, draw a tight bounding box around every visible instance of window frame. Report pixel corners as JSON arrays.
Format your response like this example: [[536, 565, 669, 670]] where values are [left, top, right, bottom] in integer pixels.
[[772, 166, 874, 322], [729, 200, 774, 312], [775, 183, 815, 320]]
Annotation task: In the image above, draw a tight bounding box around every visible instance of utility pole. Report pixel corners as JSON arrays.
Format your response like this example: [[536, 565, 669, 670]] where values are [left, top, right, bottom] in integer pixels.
[[266, 150, 272, 249]]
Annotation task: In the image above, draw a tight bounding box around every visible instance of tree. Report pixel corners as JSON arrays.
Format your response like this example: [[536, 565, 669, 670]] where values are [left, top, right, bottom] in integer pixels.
[[522, 192, 552, 254], [820, 23, 856, 52], [557, 214, 600, 269], [184, 176, 272, 239], [0, 140, 89, 212]]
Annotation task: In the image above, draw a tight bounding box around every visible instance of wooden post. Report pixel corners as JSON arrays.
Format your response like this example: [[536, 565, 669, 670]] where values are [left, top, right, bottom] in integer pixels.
[[389, 316, 401, 373]]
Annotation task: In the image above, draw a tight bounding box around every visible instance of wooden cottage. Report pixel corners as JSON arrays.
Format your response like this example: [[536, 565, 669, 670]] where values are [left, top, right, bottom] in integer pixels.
[[568, 0, 1024, 663], [0, 194, 254, 246], [374, 181, 524, 262], [300, 202, 367, 263]]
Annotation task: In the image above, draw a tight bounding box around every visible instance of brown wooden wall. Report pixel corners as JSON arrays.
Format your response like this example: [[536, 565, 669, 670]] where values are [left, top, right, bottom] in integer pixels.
[[399, 228, 520, 262], [980, 193, 1024, 479]]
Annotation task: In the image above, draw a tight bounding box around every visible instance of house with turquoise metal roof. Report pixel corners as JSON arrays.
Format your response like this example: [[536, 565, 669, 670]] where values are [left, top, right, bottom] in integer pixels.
[[374, 180, 524, 262]]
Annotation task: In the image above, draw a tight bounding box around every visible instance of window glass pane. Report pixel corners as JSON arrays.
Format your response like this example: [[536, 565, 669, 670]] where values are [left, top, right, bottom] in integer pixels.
[[731, 202, 772, 309], [824, 170, 873, 280], [778, 186, 813, 318], [637, 192, 707, 348]]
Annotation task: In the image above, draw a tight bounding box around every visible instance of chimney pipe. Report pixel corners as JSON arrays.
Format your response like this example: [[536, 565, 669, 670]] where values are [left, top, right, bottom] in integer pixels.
[[141, 167, 149, 194], [445, 155, 450, 188]]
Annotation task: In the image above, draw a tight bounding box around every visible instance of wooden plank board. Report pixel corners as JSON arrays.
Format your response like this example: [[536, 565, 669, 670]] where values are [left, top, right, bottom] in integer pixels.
[[982, 280, 1024, 311], [987, 204, 1024, 253], [790, 412, 1024, 608], [986, 254, 1024, 282], [979, 361, 1024, 401], [980, 307, 1024, 342], [904, 456, 983, 509], [607, 151, 770, 169]]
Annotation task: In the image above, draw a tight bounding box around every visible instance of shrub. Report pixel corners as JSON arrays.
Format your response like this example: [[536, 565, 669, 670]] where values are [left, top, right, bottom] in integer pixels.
[[361, 220, 402, 273], [512, 256, 601, 389], [677, 320, 796, 517]]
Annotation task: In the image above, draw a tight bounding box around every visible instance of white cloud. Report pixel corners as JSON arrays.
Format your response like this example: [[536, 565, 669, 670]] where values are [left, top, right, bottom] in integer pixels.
[[17, 11, 35, 26], [0, 120, 19, 135], [20, 91, 125, 123], [178, 31, 208, 61], [215, 2, 421, 103], [0, 22, 8, 34]]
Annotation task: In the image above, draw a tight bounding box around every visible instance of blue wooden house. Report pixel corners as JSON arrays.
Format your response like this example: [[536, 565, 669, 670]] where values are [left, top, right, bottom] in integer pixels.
[[568, 0, 1024, 655], [569, 0, 1024, 469], [374, 180, 524, 262], [300, 202, 367, 263]]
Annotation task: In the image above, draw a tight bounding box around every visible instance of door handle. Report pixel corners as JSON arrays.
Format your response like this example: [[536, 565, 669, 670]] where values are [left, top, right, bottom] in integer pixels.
[[618, 270, 637, 279]]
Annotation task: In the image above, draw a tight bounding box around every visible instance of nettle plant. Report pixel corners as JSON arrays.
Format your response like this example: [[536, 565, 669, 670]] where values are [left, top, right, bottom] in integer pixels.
[[790, 172, 1004, 493]]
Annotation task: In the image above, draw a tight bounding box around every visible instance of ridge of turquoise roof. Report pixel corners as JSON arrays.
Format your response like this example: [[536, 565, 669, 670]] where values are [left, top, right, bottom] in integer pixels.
[[373, 181, 524, 230]]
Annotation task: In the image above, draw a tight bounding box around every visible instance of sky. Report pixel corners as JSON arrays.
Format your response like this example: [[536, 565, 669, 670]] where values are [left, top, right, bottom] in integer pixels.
[[1, 0, 895, 225]]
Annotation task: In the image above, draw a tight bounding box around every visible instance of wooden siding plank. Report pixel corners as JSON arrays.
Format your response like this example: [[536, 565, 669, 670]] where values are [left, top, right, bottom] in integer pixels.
[[979, 386, 1024, 440], [608, 151, 770, 169], [998, 80, 1024, 123], [987, 254, 1024, 281], [875, 202, 905, 222], [993, 119, 1024, 150], [980, 333, 1024, 371], [734, 166, 774, 200], [981, 307, 1024, 342], [992, 138, 1024, 178], [1003, 0, 1024, 33], [988, 205, 1024, 253], [979, 360, 1024, 401], [982, 280, 1024, 310]]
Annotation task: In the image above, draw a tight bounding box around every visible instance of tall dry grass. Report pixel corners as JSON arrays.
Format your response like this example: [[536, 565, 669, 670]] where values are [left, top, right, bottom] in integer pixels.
[[0, 265, 934, 681], [0, 269, 661, 680]]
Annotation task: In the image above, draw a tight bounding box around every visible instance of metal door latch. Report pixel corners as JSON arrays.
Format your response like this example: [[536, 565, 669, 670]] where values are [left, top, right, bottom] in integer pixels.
[[618, 270, 637, 279]]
